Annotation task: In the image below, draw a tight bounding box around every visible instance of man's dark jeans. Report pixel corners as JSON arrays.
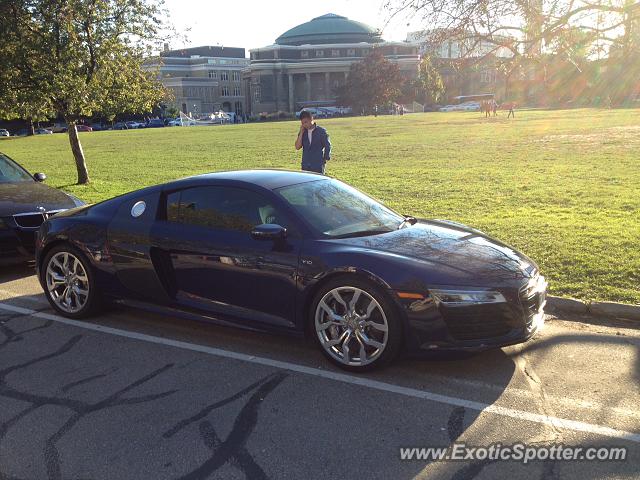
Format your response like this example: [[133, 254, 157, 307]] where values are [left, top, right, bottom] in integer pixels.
[[302, 162, 325, 174]]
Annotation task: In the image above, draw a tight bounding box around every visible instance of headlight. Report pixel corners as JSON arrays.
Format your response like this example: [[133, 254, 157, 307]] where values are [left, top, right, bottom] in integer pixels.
[[429, 289, 506, 306], [521, 275, 547, 298]]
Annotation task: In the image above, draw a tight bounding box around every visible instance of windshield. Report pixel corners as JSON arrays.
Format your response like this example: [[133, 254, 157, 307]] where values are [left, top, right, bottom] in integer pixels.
[[0, 154, 33, 183], [276, 179, 403, 238]]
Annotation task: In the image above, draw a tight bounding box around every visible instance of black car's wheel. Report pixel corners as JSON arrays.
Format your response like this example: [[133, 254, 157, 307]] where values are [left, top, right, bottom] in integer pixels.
[[310, 277, 403, 371], [42, 244, 102, 318]]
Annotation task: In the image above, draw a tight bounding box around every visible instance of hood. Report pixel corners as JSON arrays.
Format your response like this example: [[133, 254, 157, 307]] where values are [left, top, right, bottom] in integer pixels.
[[334, 219, 537, 287], [0, 181, 79, 216]]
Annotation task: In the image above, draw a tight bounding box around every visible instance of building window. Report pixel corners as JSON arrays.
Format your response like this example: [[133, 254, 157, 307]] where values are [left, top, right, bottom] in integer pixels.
[[221, 71, 229, 81], [207, 59, 216, 64], [221, 86, 229, 96], [233, 86, 241, 96], [219, 59, 227, 65], [254, 85, 261, 102], [480, 70, 494, 83], [347, 48, 356, 56], [316, 50, 324, 57], [301, 50, 309, 58], [208, 70, 217, 79], [234, 101, 243, 114], [331, 49, 340, 57], [232, 71, 240, 81]]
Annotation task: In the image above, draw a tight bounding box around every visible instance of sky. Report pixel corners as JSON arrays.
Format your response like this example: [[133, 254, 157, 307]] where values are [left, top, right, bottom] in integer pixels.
[[163, 0, 425, 53]]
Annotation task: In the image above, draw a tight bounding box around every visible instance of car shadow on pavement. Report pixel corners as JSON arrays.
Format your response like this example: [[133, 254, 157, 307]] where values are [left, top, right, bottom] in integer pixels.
[[0, 292, 637, 479], [519, 331, 640, 413], [0, 263, 36, 283]]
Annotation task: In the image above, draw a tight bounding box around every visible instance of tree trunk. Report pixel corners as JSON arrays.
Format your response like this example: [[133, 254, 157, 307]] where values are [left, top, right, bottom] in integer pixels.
[[27, 119, 35, 136], [67, 121, 90, 184]]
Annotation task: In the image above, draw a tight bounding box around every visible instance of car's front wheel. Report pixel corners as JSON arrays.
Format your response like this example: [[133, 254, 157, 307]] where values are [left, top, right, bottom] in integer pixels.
[[42, 244, 102, 318], [311, 278, 403, 371]]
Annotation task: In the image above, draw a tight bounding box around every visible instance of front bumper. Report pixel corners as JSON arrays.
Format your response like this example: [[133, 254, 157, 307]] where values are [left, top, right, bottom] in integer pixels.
[[1, 209, 71, 265], [0, 227, 35, 265], [399, 276, 547, 354]]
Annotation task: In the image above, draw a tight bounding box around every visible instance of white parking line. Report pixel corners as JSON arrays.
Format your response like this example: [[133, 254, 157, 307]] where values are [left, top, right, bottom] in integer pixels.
[[1, 301, 639, 444]]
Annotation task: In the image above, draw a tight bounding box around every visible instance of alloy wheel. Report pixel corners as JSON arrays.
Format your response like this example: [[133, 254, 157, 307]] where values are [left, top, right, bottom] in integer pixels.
[[45, 251, 90, 314], [315, 286, 389, 367]]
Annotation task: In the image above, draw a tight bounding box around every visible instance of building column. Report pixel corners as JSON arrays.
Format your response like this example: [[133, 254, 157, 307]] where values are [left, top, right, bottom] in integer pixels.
[[305, 73, 311, 103], [288, 73, 294, 112], [273, 71, 280, 111], [324, 72, 331, 99]]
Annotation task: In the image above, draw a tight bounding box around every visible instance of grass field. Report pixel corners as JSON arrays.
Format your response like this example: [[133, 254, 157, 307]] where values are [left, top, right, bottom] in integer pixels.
[[1, 108, 639, 304]]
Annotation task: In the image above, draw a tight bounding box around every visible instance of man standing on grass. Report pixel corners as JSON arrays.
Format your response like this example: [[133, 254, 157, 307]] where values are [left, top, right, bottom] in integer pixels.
[[295, 110, 331, 174]]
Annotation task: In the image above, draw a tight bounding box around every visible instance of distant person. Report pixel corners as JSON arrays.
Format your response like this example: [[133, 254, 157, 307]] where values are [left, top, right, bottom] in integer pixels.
[[506, 102, 516, 119], [492, 99, 498, 117], [295, 110, 331, 174]]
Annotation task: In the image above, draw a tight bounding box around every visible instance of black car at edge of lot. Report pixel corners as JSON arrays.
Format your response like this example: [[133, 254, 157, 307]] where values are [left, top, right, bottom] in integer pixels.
[[0, 152, 84, 265], [35, 170, 547, 371]]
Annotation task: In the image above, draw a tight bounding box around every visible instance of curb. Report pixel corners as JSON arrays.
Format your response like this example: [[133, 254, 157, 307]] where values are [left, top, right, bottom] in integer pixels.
[[546, 296, 640, 321]]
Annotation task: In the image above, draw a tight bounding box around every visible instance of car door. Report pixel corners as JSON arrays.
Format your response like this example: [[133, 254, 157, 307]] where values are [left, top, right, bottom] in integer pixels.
[[149, 184, 301, 329]]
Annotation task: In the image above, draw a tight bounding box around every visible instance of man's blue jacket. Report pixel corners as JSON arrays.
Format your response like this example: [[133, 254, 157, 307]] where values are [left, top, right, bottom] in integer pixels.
[[301, 125, 331, 172]]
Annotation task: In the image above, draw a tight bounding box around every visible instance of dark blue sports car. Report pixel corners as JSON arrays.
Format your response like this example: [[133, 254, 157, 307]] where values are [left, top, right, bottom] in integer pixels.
[[36, 170, 546, 371]]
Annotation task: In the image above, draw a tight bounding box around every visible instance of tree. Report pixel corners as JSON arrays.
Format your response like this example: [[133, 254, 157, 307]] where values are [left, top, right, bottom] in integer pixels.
[[385, 0, 640, 61], [385, 0, 640, 104], [0, 0, 169, 184], [416, 54, 445, 105], [336, 50, 404, 114]]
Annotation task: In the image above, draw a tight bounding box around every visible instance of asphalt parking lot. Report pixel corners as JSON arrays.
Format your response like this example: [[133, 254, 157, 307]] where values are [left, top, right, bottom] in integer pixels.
[[0, 264, 638, 479]]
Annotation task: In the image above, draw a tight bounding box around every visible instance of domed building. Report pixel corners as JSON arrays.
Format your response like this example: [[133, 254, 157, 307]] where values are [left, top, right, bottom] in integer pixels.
[[245, 14, 420, 114]]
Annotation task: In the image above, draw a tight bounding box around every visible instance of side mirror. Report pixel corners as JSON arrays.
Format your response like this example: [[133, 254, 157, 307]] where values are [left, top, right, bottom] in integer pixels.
[[33, 172, 47, 182], [251, 224, 287, 241]]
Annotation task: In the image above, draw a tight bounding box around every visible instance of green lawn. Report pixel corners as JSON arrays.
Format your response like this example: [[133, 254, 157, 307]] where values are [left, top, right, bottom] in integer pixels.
[[1, 108, 639, 304]]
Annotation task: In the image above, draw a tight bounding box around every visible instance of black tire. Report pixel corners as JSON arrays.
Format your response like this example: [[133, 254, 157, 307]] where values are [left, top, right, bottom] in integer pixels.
[[309, 276, 403, 372], [41, 243, 103, 319]]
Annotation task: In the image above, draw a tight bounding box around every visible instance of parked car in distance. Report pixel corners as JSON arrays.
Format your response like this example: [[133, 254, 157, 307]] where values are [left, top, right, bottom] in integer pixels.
[[167, 117, 197, 126], [296, 107, 328, 118], [0, 129, 10, 137], [146, 119, 165, 128], [51, 123, 68, 133], [35, 128, 53, 135], [0, 152, 84, 265], [439, 102, 481, 112], [112, 122, 129, 130], [90, 123, 106, 131], [75, 125, 93, 132], [35, 170, 546, 371]]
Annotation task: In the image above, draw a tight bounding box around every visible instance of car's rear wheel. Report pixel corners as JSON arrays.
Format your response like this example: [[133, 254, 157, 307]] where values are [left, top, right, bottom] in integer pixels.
[[311, 278, 403, 371], [42, 244, 101, 318]]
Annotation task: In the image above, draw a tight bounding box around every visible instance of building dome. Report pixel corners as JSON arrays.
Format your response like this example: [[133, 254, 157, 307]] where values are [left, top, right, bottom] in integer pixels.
[[275, 13, 382, 46]]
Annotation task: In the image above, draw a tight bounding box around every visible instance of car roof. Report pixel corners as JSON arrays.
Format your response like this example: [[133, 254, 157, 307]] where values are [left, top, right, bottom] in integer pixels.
[[170, 169, 328, 191]]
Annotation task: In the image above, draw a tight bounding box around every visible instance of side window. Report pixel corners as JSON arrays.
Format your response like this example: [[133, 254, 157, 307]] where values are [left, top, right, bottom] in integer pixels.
[[164, 186, 292, 233], [166, 191, 181, 222]]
